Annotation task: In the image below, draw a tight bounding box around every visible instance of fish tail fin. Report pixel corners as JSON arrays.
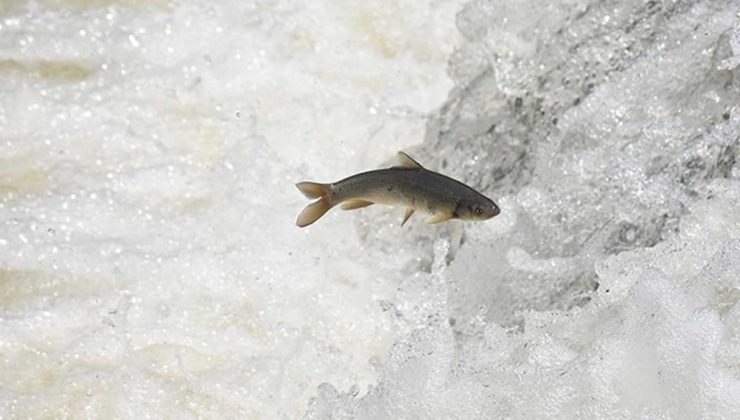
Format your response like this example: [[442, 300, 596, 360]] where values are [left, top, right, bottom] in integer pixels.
[[296, 196, 333, 227], [295, 182, 330, 199], [295, 182, 334, 227]]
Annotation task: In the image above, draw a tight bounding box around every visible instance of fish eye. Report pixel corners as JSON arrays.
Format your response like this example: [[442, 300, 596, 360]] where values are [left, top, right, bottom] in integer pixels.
[[474, 208, 483, 215]]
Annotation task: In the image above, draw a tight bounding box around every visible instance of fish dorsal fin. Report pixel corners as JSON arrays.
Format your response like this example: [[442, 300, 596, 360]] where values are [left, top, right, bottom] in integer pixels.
[[395, 151, 424, 169]]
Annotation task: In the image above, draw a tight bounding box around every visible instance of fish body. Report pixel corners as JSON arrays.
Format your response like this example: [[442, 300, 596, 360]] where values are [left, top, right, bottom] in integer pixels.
[[295, 152, 500, 227]]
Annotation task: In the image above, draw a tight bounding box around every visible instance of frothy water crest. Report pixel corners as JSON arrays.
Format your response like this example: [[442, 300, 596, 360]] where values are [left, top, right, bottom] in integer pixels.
[[1, 0, 739, 418]]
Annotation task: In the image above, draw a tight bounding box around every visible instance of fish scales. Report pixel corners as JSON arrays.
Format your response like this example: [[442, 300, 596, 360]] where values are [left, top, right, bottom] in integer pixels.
[[331, 169, 467, 213]]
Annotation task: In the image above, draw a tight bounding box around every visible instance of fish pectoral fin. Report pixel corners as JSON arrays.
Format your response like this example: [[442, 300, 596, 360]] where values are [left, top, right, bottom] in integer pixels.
[[393, 151, 424, 169], [425, 212, 454, 224], [340, 200, 374, 210], [401, 208, 415, 226]]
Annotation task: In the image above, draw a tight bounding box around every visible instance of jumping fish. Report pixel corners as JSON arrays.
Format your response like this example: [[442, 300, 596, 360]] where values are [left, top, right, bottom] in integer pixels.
[[295, 151, 500, 227]]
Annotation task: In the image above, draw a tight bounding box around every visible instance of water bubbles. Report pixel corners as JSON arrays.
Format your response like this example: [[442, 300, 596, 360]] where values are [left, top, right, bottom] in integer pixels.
[[307, 2, 740, 419], [18, 35, 33, 47], [11, 0, 739, 418]]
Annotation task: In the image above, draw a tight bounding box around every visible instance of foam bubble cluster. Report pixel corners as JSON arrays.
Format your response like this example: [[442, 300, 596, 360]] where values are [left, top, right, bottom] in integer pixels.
[[308, 0, 740, 418], [0, 0, 463, 417], [309, 179, 740, 418], [1, 0, 739, 418]]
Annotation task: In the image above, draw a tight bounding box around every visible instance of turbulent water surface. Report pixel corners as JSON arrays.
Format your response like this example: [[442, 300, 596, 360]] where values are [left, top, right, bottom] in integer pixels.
[[1, 0, 740, 418]]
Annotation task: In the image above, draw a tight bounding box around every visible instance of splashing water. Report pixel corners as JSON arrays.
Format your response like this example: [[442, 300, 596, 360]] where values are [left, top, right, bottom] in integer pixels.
[[1, 0, 739, 418]]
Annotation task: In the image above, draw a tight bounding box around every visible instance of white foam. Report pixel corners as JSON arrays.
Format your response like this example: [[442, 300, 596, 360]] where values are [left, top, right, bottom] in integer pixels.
[[309, 180, 740, 419], [0, 0, 464, 417], [2, 0, 740, 418]]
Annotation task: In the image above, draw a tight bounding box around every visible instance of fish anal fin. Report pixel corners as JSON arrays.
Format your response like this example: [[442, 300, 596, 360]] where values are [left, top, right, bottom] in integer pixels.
[[401, 208, 415, 226], [341, 200, 374, 211], [394, 151, 424, 169], [425, 212, 453, 224]]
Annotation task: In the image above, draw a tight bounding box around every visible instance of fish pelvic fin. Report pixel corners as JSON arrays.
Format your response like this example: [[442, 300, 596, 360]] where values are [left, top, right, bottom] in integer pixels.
[[401, 208, 415, 226], [341, 200, 374, 210], [394, 151, 424, 169], [296, 196, 333, 227], [295, 181, 331, 199]]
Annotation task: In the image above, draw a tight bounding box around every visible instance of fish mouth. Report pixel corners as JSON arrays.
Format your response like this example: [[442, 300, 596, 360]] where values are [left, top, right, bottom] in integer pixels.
[[486, 204, 500, 219]]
